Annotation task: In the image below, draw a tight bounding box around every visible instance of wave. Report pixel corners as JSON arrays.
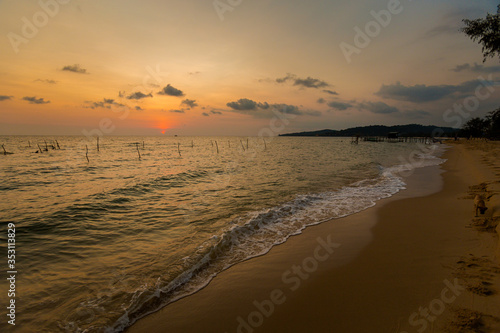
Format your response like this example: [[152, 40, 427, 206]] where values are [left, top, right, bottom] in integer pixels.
[[17, 168, 214, 236], [100, 147, 447, 333]]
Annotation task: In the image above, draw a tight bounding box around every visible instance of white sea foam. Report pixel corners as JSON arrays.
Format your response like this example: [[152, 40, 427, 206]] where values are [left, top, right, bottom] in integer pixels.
[[106, 144, 448, 332], [2, 136, 449, 333]]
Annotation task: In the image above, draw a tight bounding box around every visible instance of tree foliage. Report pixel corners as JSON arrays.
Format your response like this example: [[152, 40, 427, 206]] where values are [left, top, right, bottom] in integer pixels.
[[460, 108, 500, 139], [462, 4, 500, 61], [486, 107, 500, 139], [461, 117, 489, 138], [460, 6, 500, 139]]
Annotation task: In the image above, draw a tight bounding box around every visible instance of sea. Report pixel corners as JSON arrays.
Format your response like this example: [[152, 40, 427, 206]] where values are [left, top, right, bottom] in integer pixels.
[[0, 135, 447, 332]]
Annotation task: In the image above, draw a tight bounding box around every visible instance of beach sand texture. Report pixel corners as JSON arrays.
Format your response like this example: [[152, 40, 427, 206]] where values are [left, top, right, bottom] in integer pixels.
[[128, 141, 500, 333]]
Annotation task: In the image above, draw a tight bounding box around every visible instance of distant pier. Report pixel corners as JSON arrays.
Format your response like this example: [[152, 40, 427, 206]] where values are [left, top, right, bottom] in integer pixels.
[[359, 136, 435, 144]]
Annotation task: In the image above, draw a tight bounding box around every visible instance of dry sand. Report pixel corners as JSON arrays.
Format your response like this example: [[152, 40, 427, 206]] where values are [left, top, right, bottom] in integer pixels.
[[127, 141, 500, 333]]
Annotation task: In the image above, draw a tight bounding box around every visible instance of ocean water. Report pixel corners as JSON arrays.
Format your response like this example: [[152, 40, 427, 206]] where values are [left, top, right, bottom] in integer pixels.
[[0, 136, 446, 332]]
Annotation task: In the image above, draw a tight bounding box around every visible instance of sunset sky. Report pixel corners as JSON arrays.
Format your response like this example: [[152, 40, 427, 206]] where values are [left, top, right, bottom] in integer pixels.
[[1, 0, 499, 136]]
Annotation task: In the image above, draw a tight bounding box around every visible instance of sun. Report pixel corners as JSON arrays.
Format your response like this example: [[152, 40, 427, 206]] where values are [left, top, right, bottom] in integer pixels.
[[161, 129, 166, 135]]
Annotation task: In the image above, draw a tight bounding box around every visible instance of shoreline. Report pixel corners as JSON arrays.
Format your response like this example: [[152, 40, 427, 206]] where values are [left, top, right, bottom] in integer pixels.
[[127, 142, 500, 333]]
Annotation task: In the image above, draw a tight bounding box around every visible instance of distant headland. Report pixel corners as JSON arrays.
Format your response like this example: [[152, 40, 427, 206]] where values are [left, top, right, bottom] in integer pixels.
[[279, 124, 459, 137]]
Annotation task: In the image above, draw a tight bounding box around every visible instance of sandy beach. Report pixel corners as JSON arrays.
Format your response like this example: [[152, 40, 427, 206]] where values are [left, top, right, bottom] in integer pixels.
[[128, 141, 500, 333]]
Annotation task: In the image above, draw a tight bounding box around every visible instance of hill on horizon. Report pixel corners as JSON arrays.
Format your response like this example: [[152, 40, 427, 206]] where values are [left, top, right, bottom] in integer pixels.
[[279, 124, 459, 137]]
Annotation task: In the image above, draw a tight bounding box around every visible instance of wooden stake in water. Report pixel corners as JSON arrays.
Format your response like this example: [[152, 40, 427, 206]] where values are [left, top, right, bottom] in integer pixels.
[[37, 144, 43, 154], [28, 140, 31, 147], [85, 145, 89, 163], [97, 137, 100, 152], [136, 143, 141, 161], [246, 138, 249, 150], [263, 138, 267, 150], [177, 142, 181, 156], [191, 140, 194, 148], [143, 141, 145, 149], [215, 141, 219, 154], [240, 140, 245, 151], [44, 140, 48, 151], [55, 140, 60, 149]]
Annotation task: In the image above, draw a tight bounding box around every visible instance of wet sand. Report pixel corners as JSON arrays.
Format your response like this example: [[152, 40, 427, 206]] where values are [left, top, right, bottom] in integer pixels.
[[128, 141, 500, 333]]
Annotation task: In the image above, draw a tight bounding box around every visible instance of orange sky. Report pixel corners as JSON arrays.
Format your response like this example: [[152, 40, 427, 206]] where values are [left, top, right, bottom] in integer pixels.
[[0, 0, 499, 136]]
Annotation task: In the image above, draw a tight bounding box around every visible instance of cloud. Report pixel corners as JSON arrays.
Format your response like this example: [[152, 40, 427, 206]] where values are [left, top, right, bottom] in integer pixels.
[[62, 64, 87, 74], [420, 7, 485, 40], [135, 106, 143, 111], [272, 103, 302, 115], [22, 96, 50, 104], [326, 99, 428, 117], [294, 77, 329, 89], [226, 98, 321, 117], [202, 112, 210, 116], [324, 97, 431, 118], [276, 104, 321, 116], [226, 98, 259, 110], [376, 82, 456, 103], [276, 73, 295, 84], [127, 92, 152, 100], [452, 63, 500, 73], [323, 89, 339, 95], [158, 84, 185, 97], [210, 110, 222, 115], [170, 109, 185, 113], [452, 64, 472, 72], [226, 99, 274, 112], [452, 63, 471, 73], [327, 101, 353, 110], [258, 77, 274, 83], [403, 109, 431, 118], [0, 95, 13, 101], [35, 79, 57, 84], [424, 24, 460, 39], [443, 6, 486, 21], [317, 98, 326, 104], [359, 101, 399, 114], [276, 73, 330, 89], [257, 102, 271, 109], [374, 79, 500, 103], [181, 99, 198, 108], [84, 98, 122, 109]]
